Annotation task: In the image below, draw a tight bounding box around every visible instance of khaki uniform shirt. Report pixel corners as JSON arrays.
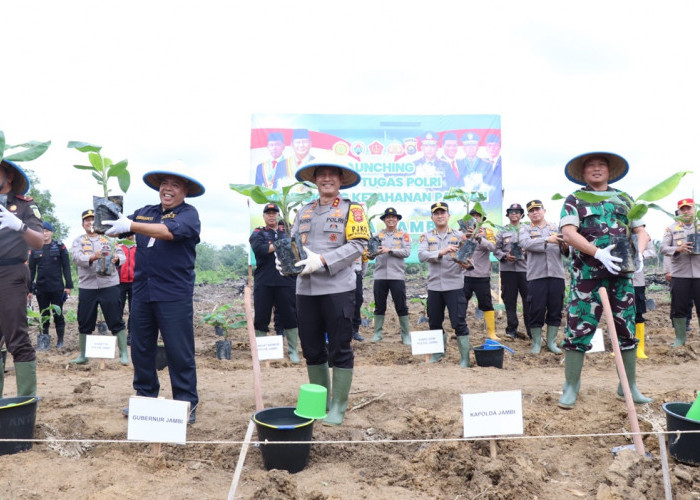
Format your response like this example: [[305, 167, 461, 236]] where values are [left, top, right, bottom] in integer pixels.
[[494, 224, 527, 273], [418, 228, 465, 291], [0, 193, 42, 262], [373, 230, 412, 280], [633, 245, 657, 287], [292, 197, 368, 296], [71, 233, 125, 289], [661, 222, 700, 278], [463, 228, 496, 279], [519, 222, 567, 281]]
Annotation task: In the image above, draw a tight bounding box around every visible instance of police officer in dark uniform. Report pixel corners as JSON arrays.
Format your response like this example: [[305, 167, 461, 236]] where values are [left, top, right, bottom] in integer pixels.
[[250, 203, 299, 362], [28, 221, 74, 348], [0, 159, 45, 397], [105, 165, 204, 424]]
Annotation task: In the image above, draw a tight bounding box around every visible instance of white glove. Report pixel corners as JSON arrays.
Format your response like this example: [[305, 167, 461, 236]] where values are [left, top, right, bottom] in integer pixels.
[[275, 257, 284, 275], [594, 244, 622, 275], [0, 204, 24, 232], [295, 247, 324, 275], [636, 253, 644, 273], [103, 212, 133, 236]]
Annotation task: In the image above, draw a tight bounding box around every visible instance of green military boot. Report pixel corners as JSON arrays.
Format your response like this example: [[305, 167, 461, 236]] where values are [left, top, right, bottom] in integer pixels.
[[429, 331, 448, 363], [456, 335, 470, 367], [284, 328, 300, 363], [307, 362, 331, 410], [558, 349, 584, 409], [616, 348, 652, 404], [546, 325, 563, 354], [254, 330, 267, 338], [70, 334, 89, 365], [323, 367, 353, 426], [530, 327, 543, 354], [372, 315, 385, 342], [15, 361, 37, 397], [116, 330, 130, 365], [399, 315, 411, 345], [672, 317, 687, 347]]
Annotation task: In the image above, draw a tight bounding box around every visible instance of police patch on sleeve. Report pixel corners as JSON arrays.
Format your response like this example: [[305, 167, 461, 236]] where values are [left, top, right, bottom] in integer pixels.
[[346, 203, 370, 241], [31, 204, 42, 219]]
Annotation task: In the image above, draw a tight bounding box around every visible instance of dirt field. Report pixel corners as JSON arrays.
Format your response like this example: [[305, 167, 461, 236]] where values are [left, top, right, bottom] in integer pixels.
[[2, 275, 700, 500]]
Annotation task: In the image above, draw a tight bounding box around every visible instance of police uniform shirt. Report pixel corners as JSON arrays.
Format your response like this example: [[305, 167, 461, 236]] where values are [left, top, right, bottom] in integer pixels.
[[129, 202, 201, 301], [29, 240, 74, 292], [519, 222, 566, 281], [71, 233, 125, 289], [291, 197, 368, 296], [633, 245, 657, 287], [249, 226, 295, 287], [373, 230, 412, 280], [661, 221, 700, 278], [463, 228, 496, 279], [418, 228, 465, 291], [0, 193, 42, 262], [494, 225, 527, 273]]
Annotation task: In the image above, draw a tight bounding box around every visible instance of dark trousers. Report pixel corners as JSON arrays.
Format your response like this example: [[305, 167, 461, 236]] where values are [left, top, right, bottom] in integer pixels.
[[131, 299, 198, 408], [0, 264, 35, 362], [77, 285, 125, 334], [352, 271, 363, 331], [427, 288, 469, 336], [671, 277, 700, 319], [373, 279, 408, 316], [36, 289, 66, 332], [297, 291, 355, 368], [500, 271, 529, 335], [463, 277, 493, 313], [253, 284, 297, 332], [634, 285, 647, 324], [527, 277, 564, 328], [119, 282, 133, 333]]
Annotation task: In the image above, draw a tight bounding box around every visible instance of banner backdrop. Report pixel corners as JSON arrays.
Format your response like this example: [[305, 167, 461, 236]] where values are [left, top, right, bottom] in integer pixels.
[[249, 114, 502, 263]]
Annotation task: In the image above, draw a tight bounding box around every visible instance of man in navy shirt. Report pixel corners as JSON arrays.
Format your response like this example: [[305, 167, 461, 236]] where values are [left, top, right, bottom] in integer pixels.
[[105, 165, 203, 424]]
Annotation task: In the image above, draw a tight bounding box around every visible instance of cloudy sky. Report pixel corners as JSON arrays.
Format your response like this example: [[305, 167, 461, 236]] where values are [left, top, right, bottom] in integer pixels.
[[4, 1, 698, 247]]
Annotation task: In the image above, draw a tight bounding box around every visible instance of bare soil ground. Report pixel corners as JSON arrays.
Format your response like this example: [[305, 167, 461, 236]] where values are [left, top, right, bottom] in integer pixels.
[[2, 275, 700, 499]]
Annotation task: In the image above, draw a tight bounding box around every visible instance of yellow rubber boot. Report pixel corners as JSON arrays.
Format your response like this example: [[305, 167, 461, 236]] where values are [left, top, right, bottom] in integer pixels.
[[484, 310, 500, 341], [635, 323, 648, 359]]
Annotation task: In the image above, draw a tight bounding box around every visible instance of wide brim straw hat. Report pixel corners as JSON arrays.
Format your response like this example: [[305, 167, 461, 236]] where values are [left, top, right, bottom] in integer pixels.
[[1, 159, 30, 195], [565, 151, 629, 186], [143, 160, 205, 197], [294, 154, 361, 189]]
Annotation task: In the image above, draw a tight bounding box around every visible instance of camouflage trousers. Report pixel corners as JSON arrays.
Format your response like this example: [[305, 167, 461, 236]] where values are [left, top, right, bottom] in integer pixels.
[[563, 276, 637, 352]]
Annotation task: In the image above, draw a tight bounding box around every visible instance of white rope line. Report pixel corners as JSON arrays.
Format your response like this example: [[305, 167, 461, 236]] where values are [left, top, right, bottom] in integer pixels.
[[4, 428, 700, 446]]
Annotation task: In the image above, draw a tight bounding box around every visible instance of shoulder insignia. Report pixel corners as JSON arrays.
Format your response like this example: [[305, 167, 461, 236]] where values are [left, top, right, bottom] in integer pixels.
[[403, 233, 411, 243], [15, 194, 34, 201]]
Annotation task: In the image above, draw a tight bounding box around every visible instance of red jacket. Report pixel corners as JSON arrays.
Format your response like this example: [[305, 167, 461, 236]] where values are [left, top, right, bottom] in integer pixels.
[[118, 244, 137, 283]]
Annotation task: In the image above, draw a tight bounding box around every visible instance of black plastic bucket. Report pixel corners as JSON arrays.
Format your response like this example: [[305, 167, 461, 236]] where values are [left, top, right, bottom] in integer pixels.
[[473, 346, 504, 368], [253, 406, 315, 473], [662, 402, 700, 466], [0, 396, 40, 456]]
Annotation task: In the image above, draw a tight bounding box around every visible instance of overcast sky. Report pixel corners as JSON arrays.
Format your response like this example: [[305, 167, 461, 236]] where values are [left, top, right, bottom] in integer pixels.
[[4, 1, 698, 247]]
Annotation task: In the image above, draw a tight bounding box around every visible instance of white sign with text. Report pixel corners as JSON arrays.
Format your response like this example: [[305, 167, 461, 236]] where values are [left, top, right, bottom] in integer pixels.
[[126, 396, 189, 444], [256, 335, 284, 360], [411, 330, 444, 356], [462, 390, 524, 438], [85, 335, 116, 359], [589, 328, 605, 353]]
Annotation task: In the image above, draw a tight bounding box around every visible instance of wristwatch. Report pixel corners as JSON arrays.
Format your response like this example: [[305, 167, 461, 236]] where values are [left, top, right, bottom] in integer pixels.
[[19, 223, 28, 233]]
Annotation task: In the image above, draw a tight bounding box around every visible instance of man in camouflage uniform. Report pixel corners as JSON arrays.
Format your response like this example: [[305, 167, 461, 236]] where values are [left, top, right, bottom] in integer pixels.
[[558, 152, 651, 409], [494, 203, 530, 340], [661, 198, 700, 347], [520, 200, 569, 354], [371, 207, 413, 344], [418, 202, 471, 366], [290, 158, 368, 426], [0, 160, 45, 397]]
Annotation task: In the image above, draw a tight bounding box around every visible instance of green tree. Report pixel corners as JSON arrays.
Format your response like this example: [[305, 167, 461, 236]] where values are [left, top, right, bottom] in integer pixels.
[[24, 168, 70, 242]]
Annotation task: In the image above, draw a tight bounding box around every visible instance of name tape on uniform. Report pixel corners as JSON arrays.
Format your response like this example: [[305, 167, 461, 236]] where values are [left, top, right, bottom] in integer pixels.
[[462, 390, 524, 438], [256, 335, 284, 360], [411, 330, 445, 355], [126, 396, 189, 444], [85, 335, 117, 359]]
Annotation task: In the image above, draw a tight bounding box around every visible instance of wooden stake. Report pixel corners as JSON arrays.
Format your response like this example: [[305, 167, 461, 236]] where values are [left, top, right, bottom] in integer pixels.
[[100, 359, 106, 370], [489, 439, 497, 457], [227, 420, 255, 500], [598, 287, 645, 456], [657, 432, 673, 500], [244, 285, 264, 412], [152, 442, 161, 457], [425, 354, 430, 364]]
